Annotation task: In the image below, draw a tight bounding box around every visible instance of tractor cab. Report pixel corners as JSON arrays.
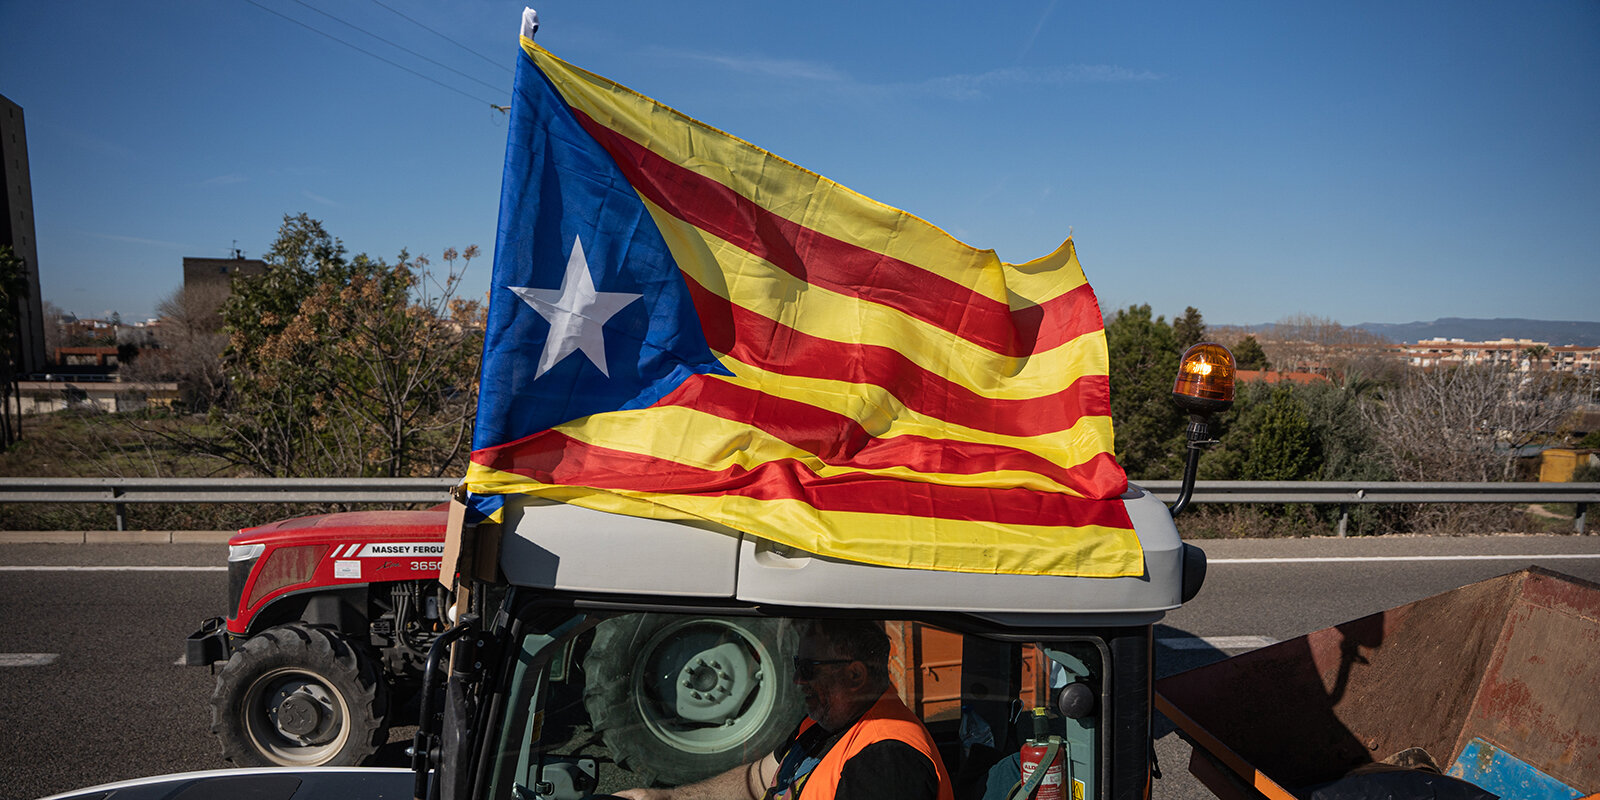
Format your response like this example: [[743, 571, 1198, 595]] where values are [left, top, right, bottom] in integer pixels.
[[412, 484, 1206, 800]]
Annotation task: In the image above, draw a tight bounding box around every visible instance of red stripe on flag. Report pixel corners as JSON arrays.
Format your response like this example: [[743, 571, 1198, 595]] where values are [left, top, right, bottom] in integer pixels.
[[473, 431, 1136, 529], [570, 109, 1103, 356], [661, 377, 1126, 497], [683, 277, 1111, 439]]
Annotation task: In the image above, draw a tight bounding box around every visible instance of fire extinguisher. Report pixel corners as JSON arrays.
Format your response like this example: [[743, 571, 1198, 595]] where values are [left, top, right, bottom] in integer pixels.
[[1011, 707, 1068, 800]]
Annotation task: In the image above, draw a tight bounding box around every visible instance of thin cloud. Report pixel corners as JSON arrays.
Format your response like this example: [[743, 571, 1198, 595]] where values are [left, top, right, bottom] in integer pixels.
[[46, 123, 133, 159], [1017, 0, 1060, 65], [917, 65, 1162, 99], [647, 45, 1156, 102], [646, 47, 850, 83], [303, 190, 343, 208], [90, 233, 193, 249]]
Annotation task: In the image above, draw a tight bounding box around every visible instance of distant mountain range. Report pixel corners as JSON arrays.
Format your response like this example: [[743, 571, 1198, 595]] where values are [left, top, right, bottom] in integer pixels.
[[1348, 318, 1600, 347]]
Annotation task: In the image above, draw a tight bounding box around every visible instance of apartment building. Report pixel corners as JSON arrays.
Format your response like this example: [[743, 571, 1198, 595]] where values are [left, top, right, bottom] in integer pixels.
[[1551, 345, 1600, 374], [1402, 338, 1598, 374], [3, 93, 47, 377]]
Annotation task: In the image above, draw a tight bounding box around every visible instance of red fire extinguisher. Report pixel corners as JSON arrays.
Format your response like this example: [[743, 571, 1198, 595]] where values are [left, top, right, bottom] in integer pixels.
[[1014, 707, 1067, 800]]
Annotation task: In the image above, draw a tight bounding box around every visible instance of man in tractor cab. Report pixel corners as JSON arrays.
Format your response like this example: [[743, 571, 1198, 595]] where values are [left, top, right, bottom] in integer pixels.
[[614, 619, 955, 800]]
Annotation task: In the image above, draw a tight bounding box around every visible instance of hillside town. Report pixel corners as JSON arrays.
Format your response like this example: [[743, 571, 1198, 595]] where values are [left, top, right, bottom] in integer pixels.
[[17, 272, 1600, 417]]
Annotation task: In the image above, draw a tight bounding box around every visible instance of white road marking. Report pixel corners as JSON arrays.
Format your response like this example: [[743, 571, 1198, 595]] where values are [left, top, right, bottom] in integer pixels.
[[1210, 554, 1600, 564], [0, 566, 226, 572], [1158, 635, 1277, 651], [0, 653, 59, 667]]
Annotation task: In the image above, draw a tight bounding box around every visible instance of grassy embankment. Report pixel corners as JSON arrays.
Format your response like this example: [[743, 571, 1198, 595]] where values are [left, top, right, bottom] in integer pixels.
[[0, 411, 386, 531]]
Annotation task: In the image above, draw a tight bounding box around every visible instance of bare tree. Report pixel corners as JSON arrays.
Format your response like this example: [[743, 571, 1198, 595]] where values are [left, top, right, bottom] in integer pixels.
[[1369, 366, 1579, 481], [1256, 314, 1397, 381], [119, 283, 232, 410], [41, 300, 64, 360], [1365, 365, 1582, 530]]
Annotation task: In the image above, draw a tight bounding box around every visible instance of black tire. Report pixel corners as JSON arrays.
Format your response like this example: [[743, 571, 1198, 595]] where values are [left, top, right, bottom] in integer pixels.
[[210, 623, 390, 767], [582, 614, 804, 785]]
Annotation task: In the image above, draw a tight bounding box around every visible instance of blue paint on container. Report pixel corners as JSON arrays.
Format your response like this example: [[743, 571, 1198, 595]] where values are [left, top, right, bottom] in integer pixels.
[[1447, 738, 1585, 800]]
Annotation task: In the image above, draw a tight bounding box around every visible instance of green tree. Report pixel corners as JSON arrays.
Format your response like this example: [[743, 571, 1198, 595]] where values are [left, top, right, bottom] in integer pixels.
[[1173, 306, 1207, 352], [1104, 304, 1185, 478], [225, 213, 351, 366], [0, 246, 27, 448], [211, 214, 351, 474], [1198, 379, 1384, 480], [197, 214, 483, 478], [1240, 386, 1317, 481], [1232, 335, 1270, 370], [1522, 344, 1550, 370]]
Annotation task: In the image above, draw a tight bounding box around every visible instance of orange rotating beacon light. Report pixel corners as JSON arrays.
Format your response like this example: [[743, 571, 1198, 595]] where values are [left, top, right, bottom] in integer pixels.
[[1168, 342, 1236, 517]]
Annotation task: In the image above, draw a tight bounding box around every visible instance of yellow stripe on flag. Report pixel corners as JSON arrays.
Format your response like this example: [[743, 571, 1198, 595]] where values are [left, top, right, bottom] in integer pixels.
[[543, 401, 1109, 495], [698, 364, 1117, 469], [646, 199, 1106, 396], [465, 461, 1144, 577], [527, 42, 1089, 302]]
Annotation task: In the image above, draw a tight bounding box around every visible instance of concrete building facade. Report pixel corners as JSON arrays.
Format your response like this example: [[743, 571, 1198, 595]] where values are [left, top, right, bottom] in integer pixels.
[[1402, 338, 1599, 374], [2, 93, 47, 377], [182, 255, 266, 292]]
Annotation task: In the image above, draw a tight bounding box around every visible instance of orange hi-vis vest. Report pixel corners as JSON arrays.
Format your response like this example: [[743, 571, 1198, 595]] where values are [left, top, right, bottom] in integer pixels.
[[781, 691, 955, 800]]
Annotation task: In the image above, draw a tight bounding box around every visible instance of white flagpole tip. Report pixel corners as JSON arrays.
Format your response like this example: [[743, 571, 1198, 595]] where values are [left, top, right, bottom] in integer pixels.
[[522, 8, 539, 40]]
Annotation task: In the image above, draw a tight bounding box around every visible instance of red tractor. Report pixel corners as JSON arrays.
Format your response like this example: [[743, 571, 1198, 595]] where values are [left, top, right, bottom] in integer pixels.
[[186, 508, 808, 779], [186, 509, 454, 767]]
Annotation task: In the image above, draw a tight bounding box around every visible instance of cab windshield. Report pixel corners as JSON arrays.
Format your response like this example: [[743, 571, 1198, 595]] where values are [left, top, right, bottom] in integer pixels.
[[479, 608, 1106, 800]]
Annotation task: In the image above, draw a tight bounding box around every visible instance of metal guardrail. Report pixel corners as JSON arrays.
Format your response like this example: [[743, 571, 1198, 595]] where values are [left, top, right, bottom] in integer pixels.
[[0, 478, 1595, 533], [0, 477, 457, 530], [1140, 480, 1598, 534], [1138, 480, 1600, 504], [0, 477, 458, 504]]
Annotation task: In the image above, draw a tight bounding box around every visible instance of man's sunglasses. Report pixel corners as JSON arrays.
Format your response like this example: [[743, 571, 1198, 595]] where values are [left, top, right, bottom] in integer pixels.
[[793, 657, 856, 680]]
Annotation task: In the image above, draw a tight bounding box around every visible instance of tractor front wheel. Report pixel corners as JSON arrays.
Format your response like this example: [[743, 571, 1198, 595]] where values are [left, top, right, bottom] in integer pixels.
[[210, 623, 389, 767]]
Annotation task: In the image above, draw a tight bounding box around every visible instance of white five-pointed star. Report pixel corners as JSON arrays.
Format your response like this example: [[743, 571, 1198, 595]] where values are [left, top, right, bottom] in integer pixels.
[[509, 236, 641, 379]]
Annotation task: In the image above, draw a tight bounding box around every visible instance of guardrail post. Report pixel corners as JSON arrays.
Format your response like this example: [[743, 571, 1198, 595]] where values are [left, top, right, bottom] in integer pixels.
[[113, 487, 126, 532], [1337, 504, 1349, 538], [1578, 503, 1588, 535]]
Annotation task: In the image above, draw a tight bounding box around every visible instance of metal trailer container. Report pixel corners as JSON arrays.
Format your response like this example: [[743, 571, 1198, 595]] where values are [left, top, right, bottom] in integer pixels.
[[1156, 566, 1600, 800]]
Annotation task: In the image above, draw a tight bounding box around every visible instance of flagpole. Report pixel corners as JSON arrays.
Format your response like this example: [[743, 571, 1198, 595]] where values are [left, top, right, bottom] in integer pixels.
[[521, 7, 538, 40]]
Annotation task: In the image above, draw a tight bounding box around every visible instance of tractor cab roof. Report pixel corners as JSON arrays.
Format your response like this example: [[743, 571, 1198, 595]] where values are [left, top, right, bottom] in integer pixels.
[[497, 484, 1200, 629]]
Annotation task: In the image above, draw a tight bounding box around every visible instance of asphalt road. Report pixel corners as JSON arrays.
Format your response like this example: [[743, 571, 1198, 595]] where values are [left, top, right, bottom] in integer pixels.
[[1, 535, 1597, 800], [0, 543, 225, 800]]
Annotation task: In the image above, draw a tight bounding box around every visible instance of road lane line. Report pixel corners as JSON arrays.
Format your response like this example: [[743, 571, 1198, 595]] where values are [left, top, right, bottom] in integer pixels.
[[1158, 636, 1280, 649], [0, 566, 226, 572], [0, 653, 59, 667], [1210, 554, 1600, 564]]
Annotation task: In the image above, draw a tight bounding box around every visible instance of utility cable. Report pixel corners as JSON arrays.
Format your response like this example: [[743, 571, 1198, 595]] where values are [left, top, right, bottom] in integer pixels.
[[287, 0, 508, 95], [239, 0, 504, 109], [368, 0, 512, 75]]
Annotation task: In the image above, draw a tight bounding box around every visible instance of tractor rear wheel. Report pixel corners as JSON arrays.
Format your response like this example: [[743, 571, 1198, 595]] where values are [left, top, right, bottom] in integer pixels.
[[582, 614, 803, 785]]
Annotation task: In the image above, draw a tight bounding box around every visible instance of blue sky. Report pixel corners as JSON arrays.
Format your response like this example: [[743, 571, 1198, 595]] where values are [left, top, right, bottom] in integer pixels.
[[2, 1, 1596, 327]]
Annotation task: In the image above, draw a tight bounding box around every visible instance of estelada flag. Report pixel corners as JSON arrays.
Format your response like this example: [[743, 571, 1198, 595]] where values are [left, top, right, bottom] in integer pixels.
[[466, 11, 1141, 577]]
